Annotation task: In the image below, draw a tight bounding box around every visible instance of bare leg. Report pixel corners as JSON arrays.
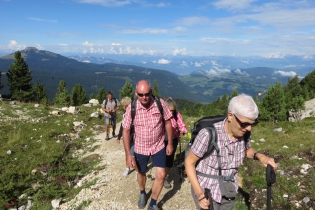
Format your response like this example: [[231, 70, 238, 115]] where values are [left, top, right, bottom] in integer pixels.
[[151, 167, 166, 200], [138, 171, 147, 191]]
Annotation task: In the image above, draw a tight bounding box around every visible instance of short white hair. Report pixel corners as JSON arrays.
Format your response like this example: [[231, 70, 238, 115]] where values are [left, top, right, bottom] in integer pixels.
[[228, 94, 259, 120]]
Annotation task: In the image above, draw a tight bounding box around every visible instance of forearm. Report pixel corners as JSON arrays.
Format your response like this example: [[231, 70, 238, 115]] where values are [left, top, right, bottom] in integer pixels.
[[165, 120, 173, 144], [122, 129, 131, 156], [185, 153, 203, 196]]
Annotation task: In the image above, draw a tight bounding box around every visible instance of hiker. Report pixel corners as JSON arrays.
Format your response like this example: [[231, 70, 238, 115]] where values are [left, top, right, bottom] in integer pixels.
[[117, 96, 138, 178], [185, 94, 278, 210], [101, 91, 120, 140], [163, 97, 187, 189], [122, 80, 173, 210]]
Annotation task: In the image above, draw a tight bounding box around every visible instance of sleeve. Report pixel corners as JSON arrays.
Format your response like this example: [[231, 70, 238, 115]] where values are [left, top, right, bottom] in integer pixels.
[[176, 111, 188, 134], [116, 99, 120, 106], [101, 100, 106, 108], [190, 128, 210, 158], [122, 104, 132, 129], [160, 99, 172, 120]]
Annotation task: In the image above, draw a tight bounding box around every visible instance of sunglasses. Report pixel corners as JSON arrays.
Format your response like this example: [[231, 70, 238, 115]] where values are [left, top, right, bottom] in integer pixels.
[[137, 92, 151, 97], [234, 114, 258, 128]]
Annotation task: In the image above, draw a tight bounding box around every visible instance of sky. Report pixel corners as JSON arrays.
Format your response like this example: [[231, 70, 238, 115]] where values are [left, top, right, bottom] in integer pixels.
[[1, 0, 315, 57]]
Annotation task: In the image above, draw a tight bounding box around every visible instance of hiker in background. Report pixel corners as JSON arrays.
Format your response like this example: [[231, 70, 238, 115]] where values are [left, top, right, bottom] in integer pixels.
[[101, 91, 120, 140], [185, 94, 278, 210], [163, 97, 187, 189], [117, 96, 138, 178], [122, 80, 173, 210]]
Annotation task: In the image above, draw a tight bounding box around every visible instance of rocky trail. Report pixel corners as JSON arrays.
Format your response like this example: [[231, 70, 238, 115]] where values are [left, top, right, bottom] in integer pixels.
[[60, 123, 196, 210]]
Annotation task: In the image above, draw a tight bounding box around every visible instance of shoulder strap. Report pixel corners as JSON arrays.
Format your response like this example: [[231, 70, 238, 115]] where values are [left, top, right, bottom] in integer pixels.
[[114, 98, 117, 107], [104, 98, 108, 107], [152, 95, 163, 116], [173, 110, 178, 121], [131, 99, 137, 123]]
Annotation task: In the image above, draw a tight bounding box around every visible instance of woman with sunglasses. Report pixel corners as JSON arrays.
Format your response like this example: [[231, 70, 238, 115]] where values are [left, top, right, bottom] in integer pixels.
[[185, 94, 278, 210], [163, 97, 188, 189]]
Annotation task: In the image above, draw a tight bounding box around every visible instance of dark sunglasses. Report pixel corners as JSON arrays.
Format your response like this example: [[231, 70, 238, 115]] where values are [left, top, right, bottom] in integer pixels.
[[234, 114, 258, 128], [137, 92, 151, 97]]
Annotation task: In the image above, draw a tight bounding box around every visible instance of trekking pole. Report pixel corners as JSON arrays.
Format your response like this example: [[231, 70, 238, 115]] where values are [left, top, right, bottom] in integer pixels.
[[179, 139, 183, 182], [266, 164, 276, 210], [200, 188, 213, 210]]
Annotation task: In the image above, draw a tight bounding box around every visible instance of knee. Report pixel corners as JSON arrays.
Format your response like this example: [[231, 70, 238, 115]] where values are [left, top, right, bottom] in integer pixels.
[[155, 169, 166, 180]]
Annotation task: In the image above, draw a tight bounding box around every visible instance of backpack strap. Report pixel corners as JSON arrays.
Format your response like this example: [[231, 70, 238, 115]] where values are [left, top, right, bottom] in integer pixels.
[[131, 99, 137, 123], [152, 95, 163, 117], [105, 98, 118, 108]]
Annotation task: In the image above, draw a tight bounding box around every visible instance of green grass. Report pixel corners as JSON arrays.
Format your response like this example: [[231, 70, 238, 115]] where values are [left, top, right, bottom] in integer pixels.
[[0, 101, 105, 209]]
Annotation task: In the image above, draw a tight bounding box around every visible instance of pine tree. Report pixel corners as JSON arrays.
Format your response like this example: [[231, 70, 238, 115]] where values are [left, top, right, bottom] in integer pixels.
[[54, 80, 70, 106], [70, 84, 88, 106], [120, 81, 134, 100], [152, 80, 161, 97], [283, 75, 305, 115], [229, 89, 239, 101], [33, 82, 47, 103], [89, 93, 95, 100], [6, 51, 33, 101], [96, 87, 106, 103], [0, 71, 3, 90], [261, 82, 286, 123]]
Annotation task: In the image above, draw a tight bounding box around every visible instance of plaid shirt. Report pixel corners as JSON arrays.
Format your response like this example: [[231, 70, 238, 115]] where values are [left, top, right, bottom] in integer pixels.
[[191, 118, 251, 203], [122, 97, 172, 155], [171, 111, 187, 139]]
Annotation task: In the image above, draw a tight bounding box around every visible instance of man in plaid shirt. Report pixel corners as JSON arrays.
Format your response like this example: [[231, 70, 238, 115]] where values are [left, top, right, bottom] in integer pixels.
[[122, 80, 173, 210], [185, 94, 278, 210]]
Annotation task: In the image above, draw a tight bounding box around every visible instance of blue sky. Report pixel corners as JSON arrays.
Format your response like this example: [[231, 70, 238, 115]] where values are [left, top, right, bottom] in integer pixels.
[[1, 0, 315, 57]]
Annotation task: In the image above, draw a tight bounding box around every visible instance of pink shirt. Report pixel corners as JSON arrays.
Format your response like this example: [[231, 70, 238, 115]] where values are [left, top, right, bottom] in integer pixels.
[[191, 119, 251, 203], [171, 111, 188, 139], [122, 97, 172, 155]]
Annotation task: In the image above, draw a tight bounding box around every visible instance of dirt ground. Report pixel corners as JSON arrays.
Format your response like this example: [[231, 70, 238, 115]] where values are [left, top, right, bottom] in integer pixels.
[[60, 123, 196, 210]]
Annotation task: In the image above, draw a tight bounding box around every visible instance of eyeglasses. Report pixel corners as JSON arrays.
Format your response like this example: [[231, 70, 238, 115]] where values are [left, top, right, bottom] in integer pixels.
[[137, 92, 151, 97], [233, 114, 258, 128]]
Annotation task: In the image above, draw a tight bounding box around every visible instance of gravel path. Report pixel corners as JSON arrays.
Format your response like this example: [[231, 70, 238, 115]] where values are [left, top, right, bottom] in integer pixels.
[[60, 123, 196, 210]]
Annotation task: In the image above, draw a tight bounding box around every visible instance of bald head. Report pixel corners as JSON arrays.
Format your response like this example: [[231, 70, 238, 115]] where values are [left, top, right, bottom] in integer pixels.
[[136, 80, 151, 93]]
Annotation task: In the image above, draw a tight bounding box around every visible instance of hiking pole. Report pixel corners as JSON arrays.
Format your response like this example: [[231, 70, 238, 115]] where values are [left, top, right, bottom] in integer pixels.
[[179, 139, 183, 182], [266, 164, 276, 210]]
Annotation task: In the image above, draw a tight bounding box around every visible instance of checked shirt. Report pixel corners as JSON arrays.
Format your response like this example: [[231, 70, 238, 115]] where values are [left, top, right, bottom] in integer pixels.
[[190, 118, 251, 203]]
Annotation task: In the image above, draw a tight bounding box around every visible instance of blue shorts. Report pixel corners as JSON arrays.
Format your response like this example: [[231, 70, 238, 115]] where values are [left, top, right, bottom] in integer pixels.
[[104, 115, 116, 126], [134, 148, 166, 173]]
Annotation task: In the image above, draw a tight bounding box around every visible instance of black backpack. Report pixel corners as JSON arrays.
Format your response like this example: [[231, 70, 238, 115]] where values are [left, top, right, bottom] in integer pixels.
[[104, 98, 118, 107], [185, 115, 250, 169]]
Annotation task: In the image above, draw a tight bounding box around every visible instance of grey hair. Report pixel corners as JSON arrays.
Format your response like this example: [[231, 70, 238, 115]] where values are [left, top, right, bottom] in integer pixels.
[[164, 97, 176, 108], [120, 96, 132, 106], [228, 94, 259, 120]]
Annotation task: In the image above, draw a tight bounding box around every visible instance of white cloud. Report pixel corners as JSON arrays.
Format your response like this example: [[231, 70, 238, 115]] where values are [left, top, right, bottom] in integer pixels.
[[82, 41, 93, 47], [58, 43, 68, 47], [213, 0, 257, 11], [234, 68, 249, 76], [173, 48, 186, 56], [122, 28, 168, 34], [180, 61, 188, 67], [108, 46, 156, 55], [157, 59, 170, 64], [176, 16, 212, 26], [8, 40, 26, 50], [195, 62, 202, 67], [76, 0, 133, 7], [35, 44, 44, 50], [262, 52, 285, 58], [274, 70, 297, 77], [111, 43, 121, 46], [204, 66, 231, 77], [28, 17, 58, 23]]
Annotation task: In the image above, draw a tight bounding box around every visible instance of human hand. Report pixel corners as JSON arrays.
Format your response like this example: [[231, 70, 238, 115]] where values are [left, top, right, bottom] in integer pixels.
[[126, 154, 135, 168], [197, 191, 210, 209], [259, 155, 278, 170], [166, 143, 173, 155]]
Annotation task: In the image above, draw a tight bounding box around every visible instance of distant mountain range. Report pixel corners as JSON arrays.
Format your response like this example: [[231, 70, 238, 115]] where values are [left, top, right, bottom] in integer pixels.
[[0, 47, 314, 103]]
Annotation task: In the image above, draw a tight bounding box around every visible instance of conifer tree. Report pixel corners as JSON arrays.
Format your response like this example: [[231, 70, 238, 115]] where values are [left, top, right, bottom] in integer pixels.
[[89, 93, 95, 100], [152, 80, 161, 97], [283, 75, 305, 115], [70, 84, 88, 106], [6, 51, 33, 101], [0, 71, 3, 90], [120, 81, 134, 100], [229, 89, 239, 101], [33, 82, 47, 103], [96, 87, 106, 103], [261, 82, 286, 123], [54, 80, 70, 106]]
